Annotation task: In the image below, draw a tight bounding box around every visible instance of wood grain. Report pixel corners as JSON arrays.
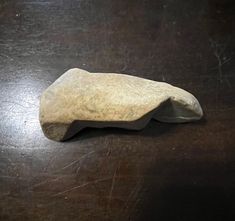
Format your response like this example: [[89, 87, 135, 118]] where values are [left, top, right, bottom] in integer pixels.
[[0, 0, 234, 220]]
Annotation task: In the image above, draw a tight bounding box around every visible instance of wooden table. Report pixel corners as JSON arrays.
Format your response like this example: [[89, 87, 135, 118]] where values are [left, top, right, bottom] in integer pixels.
[[0, 0, 234, 220]]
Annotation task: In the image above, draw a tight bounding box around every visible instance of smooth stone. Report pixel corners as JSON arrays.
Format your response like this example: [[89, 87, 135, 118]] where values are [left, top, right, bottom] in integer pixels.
[[39, 68, 203, 141]]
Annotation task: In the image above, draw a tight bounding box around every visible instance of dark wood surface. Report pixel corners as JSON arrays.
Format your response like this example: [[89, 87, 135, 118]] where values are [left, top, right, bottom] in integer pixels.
[[0, 0, 235, 220]]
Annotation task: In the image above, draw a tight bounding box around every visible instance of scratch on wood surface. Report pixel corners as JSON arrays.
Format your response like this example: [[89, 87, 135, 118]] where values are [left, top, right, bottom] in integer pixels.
[[2, 100, 38, 109], [0, 175, 25, 180], [23, 1, 52, 5], [114, 179, 142, 221], [52, 177, 112, 197], [41, 150, 98, 186], [209, 38, 231, 111], [107, 165, 118, 211], [61, 150, 96, 170], [209, 38, 231, 83], [123, 179, 142, 216], [33, 177, 61, 188], [75, 166, 81, 175], [129, 198, 141, 216], [43, 147, 65, 173], [32, 174, 73, 189]]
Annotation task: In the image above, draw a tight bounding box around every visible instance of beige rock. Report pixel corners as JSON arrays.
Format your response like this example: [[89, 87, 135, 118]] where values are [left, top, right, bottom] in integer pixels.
[[39, 68, 203, 141]]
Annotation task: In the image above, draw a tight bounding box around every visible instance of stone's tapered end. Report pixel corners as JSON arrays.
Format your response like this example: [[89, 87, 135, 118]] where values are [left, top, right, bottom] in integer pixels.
[[39, 68, 203, 141]]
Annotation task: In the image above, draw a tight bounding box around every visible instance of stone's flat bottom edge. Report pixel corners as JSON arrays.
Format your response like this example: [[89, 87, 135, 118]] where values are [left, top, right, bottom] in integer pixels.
[[40, 106, 203, 141]]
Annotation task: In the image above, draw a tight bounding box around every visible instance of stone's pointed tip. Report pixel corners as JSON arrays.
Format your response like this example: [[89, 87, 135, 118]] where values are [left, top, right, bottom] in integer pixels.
[[196, 104, 204, 119], [189, 95, 204, 120], [39, 68, 204, 141]]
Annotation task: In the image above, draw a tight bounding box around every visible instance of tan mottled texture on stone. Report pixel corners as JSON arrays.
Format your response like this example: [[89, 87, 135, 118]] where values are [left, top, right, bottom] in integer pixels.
[[39, 68, 203, 141]]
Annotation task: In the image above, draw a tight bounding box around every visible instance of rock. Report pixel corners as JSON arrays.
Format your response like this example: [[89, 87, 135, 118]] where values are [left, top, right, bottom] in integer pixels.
[[39, 68, 203, 141]]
